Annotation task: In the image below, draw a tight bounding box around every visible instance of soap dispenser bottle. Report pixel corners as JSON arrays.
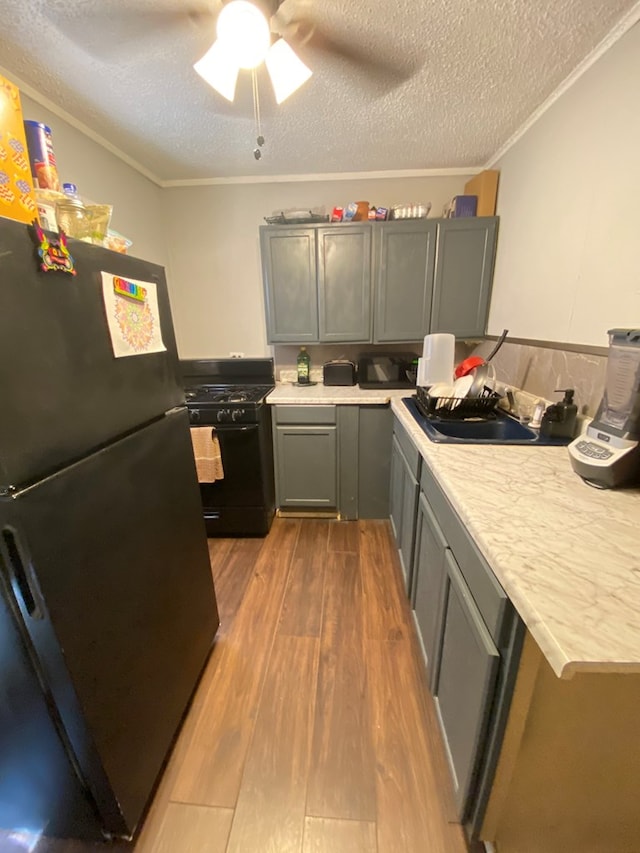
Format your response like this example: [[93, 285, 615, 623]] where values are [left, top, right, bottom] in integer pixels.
[[540, 389, 578, 439]]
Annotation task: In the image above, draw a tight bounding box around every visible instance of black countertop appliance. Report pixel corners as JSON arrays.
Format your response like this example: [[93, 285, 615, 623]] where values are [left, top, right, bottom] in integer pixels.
[[357, 351, 418, 389], [0, 218, 219, 843]]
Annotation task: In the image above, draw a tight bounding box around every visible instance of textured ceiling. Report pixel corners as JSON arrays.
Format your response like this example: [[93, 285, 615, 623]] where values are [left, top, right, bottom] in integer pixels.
[[0, 0, 636, 182]]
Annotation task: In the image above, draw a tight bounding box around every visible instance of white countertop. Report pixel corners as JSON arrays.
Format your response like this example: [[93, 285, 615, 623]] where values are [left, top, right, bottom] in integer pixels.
[[390, 397, 640, 679], [266, 382, 409, 405]]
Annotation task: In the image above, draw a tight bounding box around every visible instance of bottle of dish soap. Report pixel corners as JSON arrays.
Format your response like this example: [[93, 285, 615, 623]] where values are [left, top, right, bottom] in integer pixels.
[[540, 389, 577, 439], [296, 346, 311, 385]]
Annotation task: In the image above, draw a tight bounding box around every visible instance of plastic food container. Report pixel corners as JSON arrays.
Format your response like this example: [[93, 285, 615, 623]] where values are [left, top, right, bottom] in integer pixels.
[[391, 202, 431, 219]]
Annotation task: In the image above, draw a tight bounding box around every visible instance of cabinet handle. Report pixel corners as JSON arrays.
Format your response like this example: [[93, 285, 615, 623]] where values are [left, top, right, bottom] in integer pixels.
[[1, 527, 43, 620]]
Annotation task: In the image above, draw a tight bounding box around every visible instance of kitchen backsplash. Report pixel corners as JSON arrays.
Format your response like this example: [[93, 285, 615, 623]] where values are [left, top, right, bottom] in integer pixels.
[[471, 340, 607, 416], [274, 342, 474, 381], [274, 340, 607, 416]]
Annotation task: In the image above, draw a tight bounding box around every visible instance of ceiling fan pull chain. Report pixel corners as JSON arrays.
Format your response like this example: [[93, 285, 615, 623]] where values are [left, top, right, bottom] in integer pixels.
[[252, 69, 265, 160]]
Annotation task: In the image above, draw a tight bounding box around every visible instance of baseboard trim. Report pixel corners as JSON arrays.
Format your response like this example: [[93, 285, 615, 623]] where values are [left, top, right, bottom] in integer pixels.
[[276, 509, 339, 519]]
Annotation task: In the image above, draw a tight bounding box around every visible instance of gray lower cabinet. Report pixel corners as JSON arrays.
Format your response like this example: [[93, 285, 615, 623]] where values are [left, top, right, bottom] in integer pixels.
[[358, 405, 393, 519], [389, 419, 421, 595], [273, 404, 392, 517], [431, 218, 498, 338], [373, 220, 437, 342], [433, 550, 500, 815], [392, 417, 524, 834], [274, 406, 337, 508], [412, 492, 448, 690]]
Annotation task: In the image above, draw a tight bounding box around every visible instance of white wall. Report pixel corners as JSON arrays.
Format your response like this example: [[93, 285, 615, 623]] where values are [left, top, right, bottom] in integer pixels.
[[20, 93, 167, 267], [489, 21, 640, 348], [161, 175, 471, 358]]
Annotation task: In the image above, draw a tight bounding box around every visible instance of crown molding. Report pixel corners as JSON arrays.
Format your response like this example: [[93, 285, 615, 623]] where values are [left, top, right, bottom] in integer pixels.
[[0, 64, 163, 186], [159, 167, 478, 188], [485, 2, 640, 168]]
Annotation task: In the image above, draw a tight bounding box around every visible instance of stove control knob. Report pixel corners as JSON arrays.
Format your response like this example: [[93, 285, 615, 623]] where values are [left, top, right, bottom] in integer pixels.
[[216, 409, 227, 423], [231, 409, 245, 421], [191, 408, 201, 423]]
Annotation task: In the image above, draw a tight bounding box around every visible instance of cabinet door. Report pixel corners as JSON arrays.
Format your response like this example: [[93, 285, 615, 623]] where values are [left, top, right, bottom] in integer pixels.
[[317, 225, 371, 342], [431, 218, 498, 338], [260, 227, 318, 343], [275, 425, 337, 507], [412, 493, 448, 689], [389, 434, 404, 544], [434, 550, 500, 818], [373, 220, 437, 342], [398, 451, 419, 597]]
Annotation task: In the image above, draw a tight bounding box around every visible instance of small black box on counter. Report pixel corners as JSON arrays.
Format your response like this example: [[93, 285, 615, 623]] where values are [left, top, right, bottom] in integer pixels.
[[323, 360, 357, 386]]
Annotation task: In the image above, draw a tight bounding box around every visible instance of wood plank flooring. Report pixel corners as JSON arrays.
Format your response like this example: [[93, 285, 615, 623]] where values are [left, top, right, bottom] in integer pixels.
[[135, 519, 468, 853]]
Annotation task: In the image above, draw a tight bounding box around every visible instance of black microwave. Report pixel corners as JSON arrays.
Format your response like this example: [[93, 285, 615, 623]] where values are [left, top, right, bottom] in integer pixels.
[[357, 352, 418, 389]]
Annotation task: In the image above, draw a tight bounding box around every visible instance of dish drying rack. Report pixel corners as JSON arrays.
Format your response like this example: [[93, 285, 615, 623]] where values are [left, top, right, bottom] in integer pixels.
[[415, 386, 503, 419], [264, 211, 330, 225]]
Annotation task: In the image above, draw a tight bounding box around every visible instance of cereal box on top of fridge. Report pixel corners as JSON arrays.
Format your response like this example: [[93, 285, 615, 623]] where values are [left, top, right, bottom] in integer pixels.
[[0, 74, 37, 225]]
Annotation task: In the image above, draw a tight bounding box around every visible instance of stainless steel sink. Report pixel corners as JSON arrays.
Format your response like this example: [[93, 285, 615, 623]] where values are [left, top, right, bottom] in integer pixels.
[[403, 398, 571, 446]]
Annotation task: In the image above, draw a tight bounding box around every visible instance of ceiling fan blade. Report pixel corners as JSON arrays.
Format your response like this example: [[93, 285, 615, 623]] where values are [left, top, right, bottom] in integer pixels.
[[43, 2, 221, 62], [271, 9, 420, 90]]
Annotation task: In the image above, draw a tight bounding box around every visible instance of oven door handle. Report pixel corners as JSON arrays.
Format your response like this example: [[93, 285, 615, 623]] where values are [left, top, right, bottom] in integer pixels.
[[206, 424, 259, 433]]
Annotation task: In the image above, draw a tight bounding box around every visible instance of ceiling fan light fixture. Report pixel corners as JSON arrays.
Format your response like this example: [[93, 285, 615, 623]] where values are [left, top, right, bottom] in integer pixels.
[[193, 39, 239, 102], [265, 38, 313, 104], [217, 0, 271, 70]]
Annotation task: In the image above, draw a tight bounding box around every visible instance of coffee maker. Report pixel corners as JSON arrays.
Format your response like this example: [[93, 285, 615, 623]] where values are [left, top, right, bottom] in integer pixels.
[[569, 328, 640, 488]]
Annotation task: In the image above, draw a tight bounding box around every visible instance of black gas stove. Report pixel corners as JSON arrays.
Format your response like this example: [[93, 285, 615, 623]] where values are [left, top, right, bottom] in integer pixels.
[[180, 359, 275, 537], [184, 383, 274, 423]]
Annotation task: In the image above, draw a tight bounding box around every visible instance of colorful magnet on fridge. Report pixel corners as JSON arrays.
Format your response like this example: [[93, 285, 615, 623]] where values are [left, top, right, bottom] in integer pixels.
[[33, 220, 76, 275]]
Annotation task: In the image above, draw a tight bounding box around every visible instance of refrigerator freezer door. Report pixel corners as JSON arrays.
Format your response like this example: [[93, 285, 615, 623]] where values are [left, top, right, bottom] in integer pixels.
[[0, 408, 219, 837], [0, 219, 184, 491]]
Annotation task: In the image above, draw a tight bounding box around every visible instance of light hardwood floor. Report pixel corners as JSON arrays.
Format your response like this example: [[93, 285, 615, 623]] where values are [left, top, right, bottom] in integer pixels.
[[134, 518, 468, 853]]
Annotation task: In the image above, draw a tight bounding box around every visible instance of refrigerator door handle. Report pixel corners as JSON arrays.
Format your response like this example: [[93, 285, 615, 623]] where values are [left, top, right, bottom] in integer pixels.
[[0, 526, 44, 619]]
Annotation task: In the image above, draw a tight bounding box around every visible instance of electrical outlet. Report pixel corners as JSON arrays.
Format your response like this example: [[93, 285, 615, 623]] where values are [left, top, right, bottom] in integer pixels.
[[229, 351, 245, 358]]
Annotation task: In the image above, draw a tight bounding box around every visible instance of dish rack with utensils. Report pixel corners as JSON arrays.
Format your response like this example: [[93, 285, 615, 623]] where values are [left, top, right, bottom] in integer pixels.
[[415, 386, 503, 419]]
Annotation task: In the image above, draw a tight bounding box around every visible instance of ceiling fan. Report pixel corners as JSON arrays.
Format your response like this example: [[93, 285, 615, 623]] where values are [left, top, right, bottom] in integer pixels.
[[187, 0, 417, 158], [194, 0, 315, 105], [44, 0, 418, 103]]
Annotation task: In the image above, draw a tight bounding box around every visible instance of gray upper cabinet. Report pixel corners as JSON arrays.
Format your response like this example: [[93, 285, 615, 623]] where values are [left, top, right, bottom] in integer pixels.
[[318, 225, 371, 342], [431, 218, 498, 338], [261, 224, 371, 344], [260, 227, 317, 343], [373, 220, 437, 343], [260, 218, 498, 344]]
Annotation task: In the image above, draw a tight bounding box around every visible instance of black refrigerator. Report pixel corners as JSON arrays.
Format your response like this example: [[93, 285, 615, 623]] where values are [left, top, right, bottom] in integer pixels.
[[0, 219, 219, 843]]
